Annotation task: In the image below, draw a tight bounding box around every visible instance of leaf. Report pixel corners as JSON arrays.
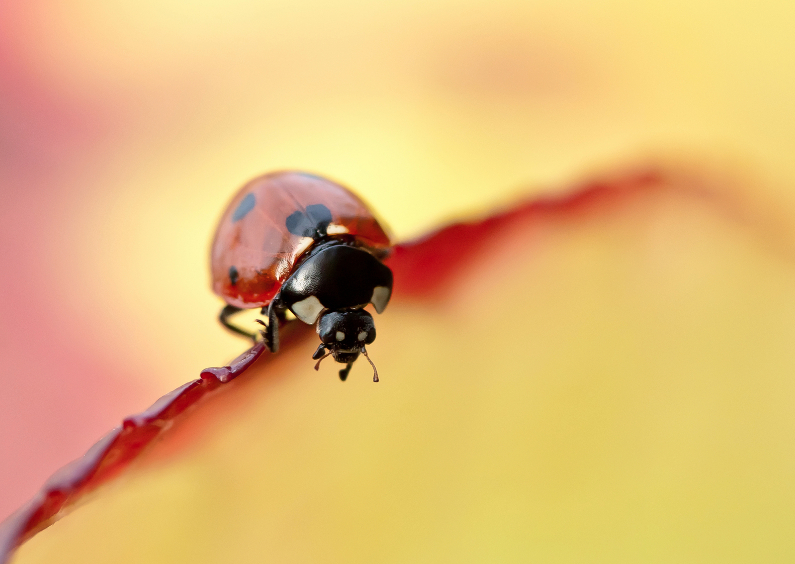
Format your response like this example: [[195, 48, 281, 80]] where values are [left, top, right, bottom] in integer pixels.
[[6, 167, 795, 563]]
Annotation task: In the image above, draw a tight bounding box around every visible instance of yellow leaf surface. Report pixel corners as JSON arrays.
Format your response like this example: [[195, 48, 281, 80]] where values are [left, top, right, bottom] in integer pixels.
[[12, 168, 795, 563]]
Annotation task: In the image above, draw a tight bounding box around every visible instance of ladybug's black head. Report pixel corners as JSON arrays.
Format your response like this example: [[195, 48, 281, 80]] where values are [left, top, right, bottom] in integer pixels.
[[313, 309, 379, 381], [317, 309, 375, 360]]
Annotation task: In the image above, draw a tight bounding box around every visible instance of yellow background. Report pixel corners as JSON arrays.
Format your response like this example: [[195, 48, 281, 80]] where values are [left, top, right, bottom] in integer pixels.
[[2, 0, 795, 560]]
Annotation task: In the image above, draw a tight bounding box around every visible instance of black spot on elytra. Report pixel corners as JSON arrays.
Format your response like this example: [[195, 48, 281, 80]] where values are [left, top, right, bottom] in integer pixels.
[[229, 266, 239, 285], [285, 203, 333, 239], [232, 193, 256, 222]]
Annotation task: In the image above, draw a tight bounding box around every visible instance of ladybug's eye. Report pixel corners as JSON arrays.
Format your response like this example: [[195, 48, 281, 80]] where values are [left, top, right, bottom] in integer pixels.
[[357, 331, 367, 341], [335, 331, 345, 341]]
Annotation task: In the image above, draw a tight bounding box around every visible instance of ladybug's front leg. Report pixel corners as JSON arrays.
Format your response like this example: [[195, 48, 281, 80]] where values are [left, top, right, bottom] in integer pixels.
[[258, 301, 286, 353]]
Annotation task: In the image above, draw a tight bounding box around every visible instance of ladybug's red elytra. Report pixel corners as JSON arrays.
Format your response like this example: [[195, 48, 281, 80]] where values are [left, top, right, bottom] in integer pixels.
[[210, 171, 393, 382]]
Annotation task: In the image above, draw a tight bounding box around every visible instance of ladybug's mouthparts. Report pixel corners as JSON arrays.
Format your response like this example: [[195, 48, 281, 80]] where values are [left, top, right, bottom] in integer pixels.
[[330, 349, 361, 365]]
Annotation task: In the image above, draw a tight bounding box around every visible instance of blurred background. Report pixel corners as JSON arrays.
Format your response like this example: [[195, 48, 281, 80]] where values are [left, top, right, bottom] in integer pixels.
[[2, 0, 795, 533]]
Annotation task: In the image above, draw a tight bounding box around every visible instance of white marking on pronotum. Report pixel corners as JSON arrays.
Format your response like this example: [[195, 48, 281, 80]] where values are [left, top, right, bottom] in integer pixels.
[[370, 286, 390, 314], [291, 295, 325, 324], [326, 224, 349, 235], [357, 331, 367, 341], [294, 236, 314, 257], [336, 331, 345, 341]]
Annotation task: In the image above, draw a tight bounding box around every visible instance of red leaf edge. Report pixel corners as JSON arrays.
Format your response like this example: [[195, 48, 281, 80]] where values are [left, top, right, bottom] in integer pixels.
[[0, 341, 264, 563]]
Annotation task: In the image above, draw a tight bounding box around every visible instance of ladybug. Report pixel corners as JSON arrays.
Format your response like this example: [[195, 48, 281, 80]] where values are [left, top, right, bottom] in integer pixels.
[[210, 171, 393, 382]]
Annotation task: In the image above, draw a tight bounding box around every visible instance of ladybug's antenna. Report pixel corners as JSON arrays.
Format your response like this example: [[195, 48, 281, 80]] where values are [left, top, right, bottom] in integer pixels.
[[361, 347, 379, 383], [314, 350, 333, 371]]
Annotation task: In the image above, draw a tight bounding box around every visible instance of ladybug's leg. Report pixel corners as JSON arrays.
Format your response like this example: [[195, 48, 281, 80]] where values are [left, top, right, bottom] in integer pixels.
[[219, 305, 258, 343], [260, 301, 287, 354]]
